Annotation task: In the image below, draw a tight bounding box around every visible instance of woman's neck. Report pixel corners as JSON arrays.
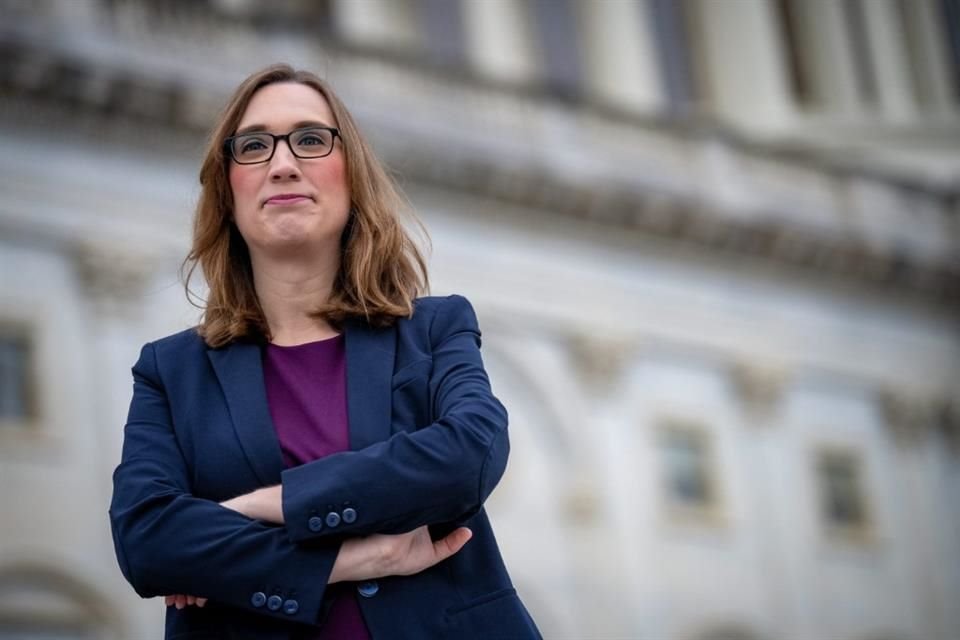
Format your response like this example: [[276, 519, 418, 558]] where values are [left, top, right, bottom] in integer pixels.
[[251, 258, 340, 346]]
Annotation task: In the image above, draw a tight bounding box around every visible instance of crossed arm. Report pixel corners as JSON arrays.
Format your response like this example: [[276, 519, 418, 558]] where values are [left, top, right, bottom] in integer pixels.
[[166, 488, 472, 609]]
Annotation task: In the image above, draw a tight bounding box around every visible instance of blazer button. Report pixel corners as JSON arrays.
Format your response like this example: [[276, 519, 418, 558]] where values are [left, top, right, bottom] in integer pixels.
[[357, 580, 379, 598], [342, 507, 357, 524], [266, 595, 283, 611], [308, 516, 324, 532], [325, 511, 341, 528], [251, 591, 267, 608], [282, 599, 300, 616]]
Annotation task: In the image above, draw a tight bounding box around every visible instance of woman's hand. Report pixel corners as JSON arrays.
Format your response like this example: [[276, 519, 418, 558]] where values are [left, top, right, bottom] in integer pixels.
[[329, 525, 472, 584], [219, 486, 283, 523], [164, 594, 207, 609]]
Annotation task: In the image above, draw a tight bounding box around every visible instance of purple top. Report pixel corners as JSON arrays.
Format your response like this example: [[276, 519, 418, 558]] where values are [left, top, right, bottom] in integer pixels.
[[262, 335, 371, 640]]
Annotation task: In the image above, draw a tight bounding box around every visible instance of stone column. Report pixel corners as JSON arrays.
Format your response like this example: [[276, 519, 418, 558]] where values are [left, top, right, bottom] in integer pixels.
[[332, 0, 421, 50], [72, 240, 165, 639], [691, 0, 795, 133], [879, 386, 954, 639], [790, 0, 861, 116], [74, 242, 158, 498], [577, 0, 664, 113], [565, 333, 638, 637], [462, 0, 539, 84], [902, 0, 956, 115], [861, 0, 916, 122]]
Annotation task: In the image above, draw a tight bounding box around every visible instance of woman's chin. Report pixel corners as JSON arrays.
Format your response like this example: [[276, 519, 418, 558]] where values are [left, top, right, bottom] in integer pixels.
[[256, 234, 333, 260]]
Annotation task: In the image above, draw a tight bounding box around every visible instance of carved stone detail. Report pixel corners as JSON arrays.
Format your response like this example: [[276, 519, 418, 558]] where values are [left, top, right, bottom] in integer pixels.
[[73, 242, 157, 318], [567, 335, 634, 391], [561, 476, 601, 526], [935, 396, 960, 453], [879, 388, 942, 445], [730, 360, 788, 421]]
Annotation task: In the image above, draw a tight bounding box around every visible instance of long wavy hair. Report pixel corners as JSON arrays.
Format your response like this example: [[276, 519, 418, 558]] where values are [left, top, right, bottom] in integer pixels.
[[183, 64, 429, 347]]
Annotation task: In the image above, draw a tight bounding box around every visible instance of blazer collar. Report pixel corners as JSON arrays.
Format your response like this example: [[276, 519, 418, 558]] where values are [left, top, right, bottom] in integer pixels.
[[207, 341, 285, 486], [207, 320, 395, 485]]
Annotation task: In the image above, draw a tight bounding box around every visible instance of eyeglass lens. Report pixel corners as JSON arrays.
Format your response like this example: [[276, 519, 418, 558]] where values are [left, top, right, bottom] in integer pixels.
[[231, 128, 335, 163]]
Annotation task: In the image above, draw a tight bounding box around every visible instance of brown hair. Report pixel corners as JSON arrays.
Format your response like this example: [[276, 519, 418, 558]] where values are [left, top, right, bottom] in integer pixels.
[[183, 64, 429, 347]]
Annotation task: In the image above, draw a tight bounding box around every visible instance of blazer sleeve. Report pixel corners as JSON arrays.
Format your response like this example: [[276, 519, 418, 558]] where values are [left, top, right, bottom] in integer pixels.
[[281, 294, 510, 542], [109, 341, 338, 625]]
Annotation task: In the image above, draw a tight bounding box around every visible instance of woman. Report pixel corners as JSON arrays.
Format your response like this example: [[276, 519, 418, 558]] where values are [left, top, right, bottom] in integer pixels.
[[109, 64, 541, 640]]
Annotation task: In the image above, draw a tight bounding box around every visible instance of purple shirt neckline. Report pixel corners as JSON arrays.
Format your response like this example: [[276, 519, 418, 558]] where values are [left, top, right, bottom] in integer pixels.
[[266, 334, 343, 349]]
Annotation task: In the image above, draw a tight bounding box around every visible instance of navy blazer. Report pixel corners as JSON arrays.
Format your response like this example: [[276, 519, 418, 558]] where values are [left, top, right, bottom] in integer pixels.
[[109, 295, 541, 640]]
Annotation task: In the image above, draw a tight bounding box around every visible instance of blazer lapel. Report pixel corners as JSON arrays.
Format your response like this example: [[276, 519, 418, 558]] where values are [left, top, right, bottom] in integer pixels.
[[344, 319, 395, 451], [207, 342, 285, 486]]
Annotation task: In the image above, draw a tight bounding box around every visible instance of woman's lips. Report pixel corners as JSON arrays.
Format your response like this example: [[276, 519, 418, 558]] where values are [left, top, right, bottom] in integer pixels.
[[264, 194, 311, 206]]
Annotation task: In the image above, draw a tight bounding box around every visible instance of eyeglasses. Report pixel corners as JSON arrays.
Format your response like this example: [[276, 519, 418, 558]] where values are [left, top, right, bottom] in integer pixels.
[[224, 126, 341, 164]]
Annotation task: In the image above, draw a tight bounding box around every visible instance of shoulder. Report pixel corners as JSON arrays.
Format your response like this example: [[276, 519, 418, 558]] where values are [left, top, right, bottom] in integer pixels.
[[404, 295, 479, 333], [134, 327, 208, 373], [391, 295, 483, 353], [411, 294, 473, 318], [149, 326, 207, 356]]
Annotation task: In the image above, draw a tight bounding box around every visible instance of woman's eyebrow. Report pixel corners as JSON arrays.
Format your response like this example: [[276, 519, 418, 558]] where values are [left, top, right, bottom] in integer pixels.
[[234, 120, 332, 136]]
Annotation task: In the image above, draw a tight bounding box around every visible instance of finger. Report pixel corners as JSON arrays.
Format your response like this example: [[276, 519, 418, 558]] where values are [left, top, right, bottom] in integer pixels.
[[434, 527, 472, 560], [196, 597, 208, 608], [186, 595, 196, 606], [175, 595, 187, 610], [164, 596, 174, 607]]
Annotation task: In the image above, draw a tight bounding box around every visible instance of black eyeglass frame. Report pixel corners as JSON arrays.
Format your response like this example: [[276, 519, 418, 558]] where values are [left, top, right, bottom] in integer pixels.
[[223, 126, 342, 165]]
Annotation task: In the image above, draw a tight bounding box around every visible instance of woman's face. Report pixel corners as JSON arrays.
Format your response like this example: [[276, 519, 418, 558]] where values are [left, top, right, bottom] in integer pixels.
[[228, 82, 351, 261]]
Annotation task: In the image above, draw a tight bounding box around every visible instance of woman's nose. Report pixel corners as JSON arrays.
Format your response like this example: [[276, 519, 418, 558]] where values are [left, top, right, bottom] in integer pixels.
[[269, 140, 301, 181]]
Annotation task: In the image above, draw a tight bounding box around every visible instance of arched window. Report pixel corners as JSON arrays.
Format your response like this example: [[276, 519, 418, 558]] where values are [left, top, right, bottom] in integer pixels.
[[0, 566, 119, 640]]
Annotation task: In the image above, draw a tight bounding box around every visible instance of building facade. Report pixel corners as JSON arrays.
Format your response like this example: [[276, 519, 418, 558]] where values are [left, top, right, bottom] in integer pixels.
[[1, 1, 958, 638]]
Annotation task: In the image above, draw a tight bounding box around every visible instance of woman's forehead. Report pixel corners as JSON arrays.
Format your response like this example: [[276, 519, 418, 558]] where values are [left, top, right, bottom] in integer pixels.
[[237, 82, 335, 130]]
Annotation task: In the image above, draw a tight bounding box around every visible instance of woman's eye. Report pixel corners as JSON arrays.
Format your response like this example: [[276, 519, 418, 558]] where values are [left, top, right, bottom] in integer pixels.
[[240, 138, 268, 153], [297, 132, 328, 147]]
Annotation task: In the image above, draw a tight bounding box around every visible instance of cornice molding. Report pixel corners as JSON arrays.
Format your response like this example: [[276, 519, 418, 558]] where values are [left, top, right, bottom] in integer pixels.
[[400, 148, 959, 304]]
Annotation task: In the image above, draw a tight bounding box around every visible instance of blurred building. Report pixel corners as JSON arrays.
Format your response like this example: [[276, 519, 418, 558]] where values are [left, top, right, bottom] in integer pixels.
[[1, 1, 959, 638]]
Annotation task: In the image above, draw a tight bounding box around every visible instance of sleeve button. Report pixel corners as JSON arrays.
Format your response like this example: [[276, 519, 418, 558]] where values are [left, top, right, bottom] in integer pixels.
[[266, 595, 283, 611], [251, 591, 267, 608], [342, 507, 357, 524], [357, 580, 379, 598], [308, 516, 324, 532], [282, 599, 300, 615], [325, 511, 341, 528]]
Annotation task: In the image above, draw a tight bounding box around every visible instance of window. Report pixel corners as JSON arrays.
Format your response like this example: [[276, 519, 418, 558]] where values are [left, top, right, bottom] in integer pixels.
[[816, 448, 872, 540], [0, 327, 34, 425], [658, 422, 721, 523], [0, 569, 114, 639]]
